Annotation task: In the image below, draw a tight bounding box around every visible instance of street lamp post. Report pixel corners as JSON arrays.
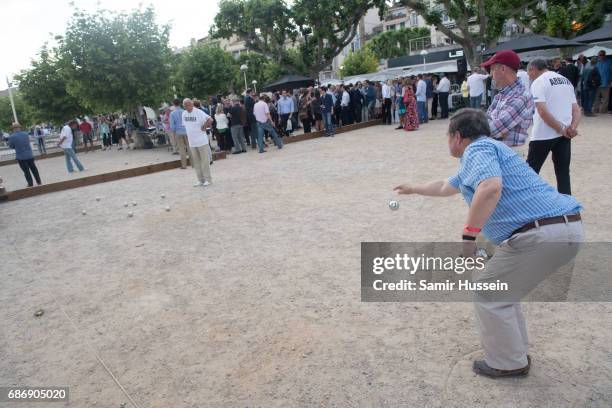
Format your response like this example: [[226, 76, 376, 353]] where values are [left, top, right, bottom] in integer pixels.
[[420, 49, 428, 73], [5, 76, 18, 124], [240, 64, 248, 93], [252, 80, 257, 94]]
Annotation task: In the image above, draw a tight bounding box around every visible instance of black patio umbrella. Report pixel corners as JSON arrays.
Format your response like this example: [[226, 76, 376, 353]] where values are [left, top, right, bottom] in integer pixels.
[[482, 34, 586, 56], [573, 22, 612, 43], [262, 75, 315, 92]]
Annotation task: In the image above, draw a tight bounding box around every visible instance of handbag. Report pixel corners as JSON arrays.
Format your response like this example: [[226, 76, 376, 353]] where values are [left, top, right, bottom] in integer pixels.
[[286, 119, 293, 131]]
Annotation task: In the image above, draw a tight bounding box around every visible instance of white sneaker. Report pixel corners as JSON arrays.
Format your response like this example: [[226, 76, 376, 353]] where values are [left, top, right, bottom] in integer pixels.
[[193, 181, 203, 187], [202, 180, 211, 186]]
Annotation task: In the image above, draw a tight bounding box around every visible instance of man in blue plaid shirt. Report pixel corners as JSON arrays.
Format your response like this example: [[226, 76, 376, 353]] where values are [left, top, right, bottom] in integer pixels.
[[483, 50, 534, 156]]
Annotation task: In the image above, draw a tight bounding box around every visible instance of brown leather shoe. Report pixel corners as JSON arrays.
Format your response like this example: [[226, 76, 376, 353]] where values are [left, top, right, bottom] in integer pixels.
[[473, 359, 530, 378]]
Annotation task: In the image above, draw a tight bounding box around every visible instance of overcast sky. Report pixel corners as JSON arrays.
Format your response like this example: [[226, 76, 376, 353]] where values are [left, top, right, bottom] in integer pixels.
[[0, 0, 220, 90]]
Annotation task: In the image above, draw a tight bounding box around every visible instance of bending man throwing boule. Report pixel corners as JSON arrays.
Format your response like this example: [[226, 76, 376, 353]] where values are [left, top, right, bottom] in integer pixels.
[[394, 108, 584, 378]]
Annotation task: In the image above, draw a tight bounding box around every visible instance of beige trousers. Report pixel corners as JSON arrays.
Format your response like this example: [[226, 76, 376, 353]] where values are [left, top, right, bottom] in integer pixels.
[[190, 145, 212, 183], [175, 134, 189, 168], [593, 86, 610, 114], [473, 221, 584, 370]]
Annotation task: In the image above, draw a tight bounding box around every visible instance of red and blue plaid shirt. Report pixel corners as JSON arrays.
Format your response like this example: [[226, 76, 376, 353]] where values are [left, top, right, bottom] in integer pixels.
[[487, 79, 534, 146]]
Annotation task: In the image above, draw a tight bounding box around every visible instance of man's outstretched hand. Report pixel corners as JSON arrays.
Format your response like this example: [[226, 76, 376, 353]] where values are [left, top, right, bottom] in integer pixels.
[[393, 184, 414, 195]]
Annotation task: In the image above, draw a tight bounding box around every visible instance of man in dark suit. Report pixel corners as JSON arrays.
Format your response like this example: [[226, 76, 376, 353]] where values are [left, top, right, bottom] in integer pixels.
[[244, 89, 257, 148]]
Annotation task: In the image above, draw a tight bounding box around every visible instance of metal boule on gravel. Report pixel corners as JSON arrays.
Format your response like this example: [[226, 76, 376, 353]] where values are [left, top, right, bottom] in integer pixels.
[[388, 200, 399, 211]]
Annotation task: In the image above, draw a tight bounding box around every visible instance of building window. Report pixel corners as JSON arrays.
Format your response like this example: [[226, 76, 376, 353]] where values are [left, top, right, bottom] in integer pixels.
[[400, 22, 405, 29], [410, 12, 418, 27], [388, 24, 396, 31]]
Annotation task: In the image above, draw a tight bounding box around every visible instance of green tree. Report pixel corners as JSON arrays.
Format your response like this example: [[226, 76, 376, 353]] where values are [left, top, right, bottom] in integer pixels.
[[394, 0, 539, 68], [58, 6, 172, 112], [366, 27, 431, 60], [15, 46, 85, 125], [340, 48, 379, 77], [232, 53, 287, 92], [0, 94, 33, 130], [527, 0, 609, 39], [211, 0, 386, 78], [175, 45, 237, 97]]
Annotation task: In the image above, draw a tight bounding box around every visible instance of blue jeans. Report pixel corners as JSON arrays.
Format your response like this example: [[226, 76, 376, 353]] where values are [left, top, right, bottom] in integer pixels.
[[36, 137, 46, 154], [470, 95, 482, 109], [63, 148, 84, 172], [257, 121, 283, 152], [322, 112, 334, 135], [417, 101, 427, 123], [581, 87, 594, 113]]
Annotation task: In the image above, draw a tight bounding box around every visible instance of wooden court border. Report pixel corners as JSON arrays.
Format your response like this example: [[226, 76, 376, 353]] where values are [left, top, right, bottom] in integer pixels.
[[0, 119, 381, 202]]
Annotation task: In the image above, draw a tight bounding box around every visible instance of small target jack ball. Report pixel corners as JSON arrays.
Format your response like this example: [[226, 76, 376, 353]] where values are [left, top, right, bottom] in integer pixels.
[[165, 206, 171, 212], [82, 210, 87, 215], [132, 201, 137, 206], [128, 212, 134, 218], [389, 200, 400, 211], [123, 202, 129, 207], [161, 194, 166, 199], [96, 196, 101, 201]]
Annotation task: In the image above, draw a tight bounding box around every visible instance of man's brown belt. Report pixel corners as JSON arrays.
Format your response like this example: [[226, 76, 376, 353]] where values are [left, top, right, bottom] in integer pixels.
[[510, 214, 582, 237]]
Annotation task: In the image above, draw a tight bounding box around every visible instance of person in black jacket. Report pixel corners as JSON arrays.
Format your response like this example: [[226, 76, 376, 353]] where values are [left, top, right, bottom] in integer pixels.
[[350, 84, 364, 123], [559, 58, 580, 90], [244, 89, 257, 148]]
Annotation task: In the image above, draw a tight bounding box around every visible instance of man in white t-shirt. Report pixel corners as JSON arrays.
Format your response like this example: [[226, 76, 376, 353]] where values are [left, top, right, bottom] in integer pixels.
[[57, 120, 85, 173], [467, 68, 489, 109], [182, 98, 214, 187], [526, 58, 581, 195]]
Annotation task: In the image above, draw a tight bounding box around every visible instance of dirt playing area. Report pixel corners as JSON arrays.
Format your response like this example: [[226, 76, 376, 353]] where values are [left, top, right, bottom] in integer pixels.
[[1, 117, 611, 407]]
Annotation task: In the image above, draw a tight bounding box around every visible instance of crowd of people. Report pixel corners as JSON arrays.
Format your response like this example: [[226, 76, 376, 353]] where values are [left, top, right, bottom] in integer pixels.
[[3, 47, 610, 189]]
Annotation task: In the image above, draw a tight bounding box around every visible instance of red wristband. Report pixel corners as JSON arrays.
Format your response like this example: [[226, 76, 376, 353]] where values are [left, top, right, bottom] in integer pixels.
[[463, 225, 482, 233]]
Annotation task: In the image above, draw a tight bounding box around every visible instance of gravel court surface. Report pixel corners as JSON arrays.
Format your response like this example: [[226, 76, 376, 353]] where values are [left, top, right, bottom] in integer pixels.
[[1, 117, 611, 407]]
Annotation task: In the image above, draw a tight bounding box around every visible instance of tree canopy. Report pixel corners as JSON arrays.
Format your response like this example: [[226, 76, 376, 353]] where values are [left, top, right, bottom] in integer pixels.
[[175, 45, 237, 98], [58, 6, 172, 113], [340, 48, 380, 77], [211, 0, 386, 78], [15, 46, 85, 125], [366, 27, 431, 60], [0, 94, 32, 131]]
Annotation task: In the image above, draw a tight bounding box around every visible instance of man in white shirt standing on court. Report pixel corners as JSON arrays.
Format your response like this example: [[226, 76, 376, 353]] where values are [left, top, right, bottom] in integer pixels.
[[415, 74, 428, 123], [467, 68, 489, 109], [182, 98, 214, 187], [381, 81, 393, 125], [436, 73, 451, 118], [526, 58, 581, 195], [57, 120, 85, 174]]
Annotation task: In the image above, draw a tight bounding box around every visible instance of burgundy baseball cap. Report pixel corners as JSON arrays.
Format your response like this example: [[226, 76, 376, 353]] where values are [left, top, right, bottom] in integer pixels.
[[481, 50, 521, 72]]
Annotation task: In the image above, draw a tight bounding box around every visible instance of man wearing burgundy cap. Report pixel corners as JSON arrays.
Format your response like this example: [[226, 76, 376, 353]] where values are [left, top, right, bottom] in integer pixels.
[[482, 50, 534, 156]]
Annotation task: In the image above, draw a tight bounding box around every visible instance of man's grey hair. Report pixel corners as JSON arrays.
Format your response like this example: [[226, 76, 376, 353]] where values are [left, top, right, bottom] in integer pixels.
[[182, 98, 193, 105], [448, 108, 491, 140], [527, 58, 548, 72]]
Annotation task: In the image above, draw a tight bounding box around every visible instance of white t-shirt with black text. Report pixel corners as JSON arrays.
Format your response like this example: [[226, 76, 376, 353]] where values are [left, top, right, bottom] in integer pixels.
[[530, 71, 577, 141], [182, 108, 211, 147]]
